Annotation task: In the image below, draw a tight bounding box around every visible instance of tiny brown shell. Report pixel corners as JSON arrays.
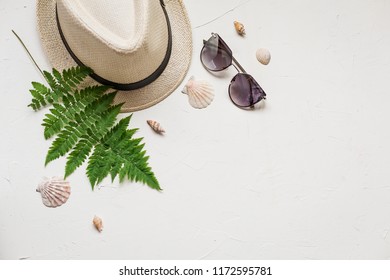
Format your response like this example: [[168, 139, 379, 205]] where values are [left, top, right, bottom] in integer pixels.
[[93, 216, 103, 232], [147, 120, 165, 134], [234, 21, 245, 36]]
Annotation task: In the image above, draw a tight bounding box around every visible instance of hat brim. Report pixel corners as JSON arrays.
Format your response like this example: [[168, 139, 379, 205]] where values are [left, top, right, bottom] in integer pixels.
[[36, 0, 192, 112]]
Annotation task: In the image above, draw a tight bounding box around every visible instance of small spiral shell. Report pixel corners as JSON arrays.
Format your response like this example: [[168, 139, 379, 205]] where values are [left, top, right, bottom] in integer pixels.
[[234, 21, 246, 36], [93, 216, 103, 232], [147, 120, 165, 134]]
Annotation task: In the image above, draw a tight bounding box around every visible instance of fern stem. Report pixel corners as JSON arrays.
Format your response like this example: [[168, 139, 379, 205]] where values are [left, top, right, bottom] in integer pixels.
[[12, 30, 46, 82]]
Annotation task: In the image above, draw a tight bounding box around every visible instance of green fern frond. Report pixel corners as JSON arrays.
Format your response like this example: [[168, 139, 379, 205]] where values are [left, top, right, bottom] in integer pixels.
[[45, 122, 80, 165], [30, 66, 93, 110], [29, 82, 50, 110], [45, 96, 121, 166], [43, 70, 59, 90], [45, 67, 91, 94], [62, 67, 90, 88], [87, 116, 161, 190], [28, 66, 160, 190], [64, 138, 94, 179], [42, 85, 110, 139], [42, 104, 67, 139]]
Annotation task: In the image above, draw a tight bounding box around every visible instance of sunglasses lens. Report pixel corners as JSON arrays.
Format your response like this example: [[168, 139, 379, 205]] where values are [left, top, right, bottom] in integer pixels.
[[229, 74, 266, 107], [201, 34, 232, 71]]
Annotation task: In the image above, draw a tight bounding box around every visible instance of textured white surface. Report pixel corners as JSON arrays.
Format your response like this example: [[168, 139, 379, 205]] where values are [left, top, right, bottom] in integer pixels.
[[1, 0, 390, 259]]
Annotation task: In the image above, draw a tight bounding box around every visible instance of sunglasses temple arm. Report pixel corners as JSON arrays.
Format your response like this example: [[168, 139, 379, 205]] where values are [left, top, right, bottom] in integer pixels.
[[232, 56, 247, 74]]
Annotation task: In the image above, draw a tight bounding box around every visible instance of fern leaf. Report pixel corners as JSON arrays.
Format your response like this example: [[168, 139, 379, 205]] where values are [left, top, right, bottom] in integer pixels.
[[29, 66, 160, 191], [45, 98, 121, 166], [87, 91, 117, 114], [45, 122, 81, 165], [42, 104, 66, 139], [62, 67, 91, 89], [28, 99, 40, 111], [52, 68, 63, 84], [116, 142, 160, 190], [64, 138, 94, 178], [103, 116, 131, 146], [29, 82, 50, 110], [77, 85, 110, 104], [86, 117, 130, 188], [86, 144, 106, 188], [43, 70, 58, 89], [33, 66, 93, 109], [92, 104, 123, 139], [42, 86, 109, 139], [31, 81, 50, 98], [28, 92, 44, 110], [110, 160, 123, 182], [87, 116, 161, 190]]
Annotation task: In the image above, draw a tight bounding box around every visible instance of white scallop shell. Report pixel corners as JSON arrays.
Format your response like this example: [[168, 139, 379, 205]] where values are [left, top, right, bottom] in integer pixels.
[[147, 120, 165, 134], [36, 177, 71, 208], [256, 48, 271, 65], [182, 76, 214, 109]]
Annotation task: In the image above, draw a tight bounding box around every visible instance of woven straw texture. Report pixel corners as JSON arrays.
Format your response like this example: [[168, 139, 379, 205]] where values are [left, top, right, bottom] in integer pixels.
[[36, 0, 193, 112]]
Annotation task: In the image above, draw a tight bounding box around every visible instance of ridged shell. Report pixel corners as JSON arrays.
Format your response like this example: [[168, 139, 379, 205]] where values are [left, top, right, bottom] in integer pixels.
[[256, 48, 271, 65], [147, 120, 165, 134], [182, 76, 214, 109], [93, 216, 103, 232], [234, 21, 245, 35], [36, 177, 71, 208]]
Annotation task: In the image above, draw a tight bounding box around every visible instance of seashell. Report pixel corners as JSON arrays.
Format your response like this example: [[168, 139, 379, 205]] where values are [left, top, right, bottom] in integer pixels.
[[147, 120, 165, 134], [93, 215, 103, 232], [234, 21, 246, 36], [182, 76, 214, 109], [256, 48, 271, 65], [36, 176, 71, 208]]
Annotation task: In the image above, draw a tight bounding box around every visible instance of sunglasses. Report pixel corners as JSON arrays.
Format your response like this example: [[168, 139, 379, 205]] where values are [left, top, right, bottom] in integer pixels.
[[200, 33, 266, 108]]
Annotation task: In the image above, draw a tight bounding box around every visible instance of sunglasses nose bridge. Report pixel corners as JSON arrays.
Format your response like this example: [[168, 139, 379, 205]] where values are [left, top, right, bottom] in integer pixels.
[[231, 56, 247, 74], [231, 63, 240, 73]]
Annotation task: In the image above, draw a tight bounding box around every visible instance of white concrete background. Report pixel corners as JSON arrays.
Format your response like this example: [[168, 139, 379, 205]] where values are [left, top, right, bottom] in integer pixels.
[[1, 0, 390, 259]]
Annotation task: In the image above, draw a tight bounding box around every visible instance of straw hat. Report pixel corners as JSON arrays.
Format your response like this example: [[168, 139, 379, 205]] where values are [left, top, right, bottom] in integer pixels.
[[36, 0, 193, 112]]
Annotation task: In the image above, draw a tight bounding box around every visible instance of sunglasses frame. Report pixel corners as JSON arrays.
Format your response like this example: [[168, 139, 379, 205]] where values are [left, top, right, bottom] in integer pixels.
[[200, 33, 266, 109]]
